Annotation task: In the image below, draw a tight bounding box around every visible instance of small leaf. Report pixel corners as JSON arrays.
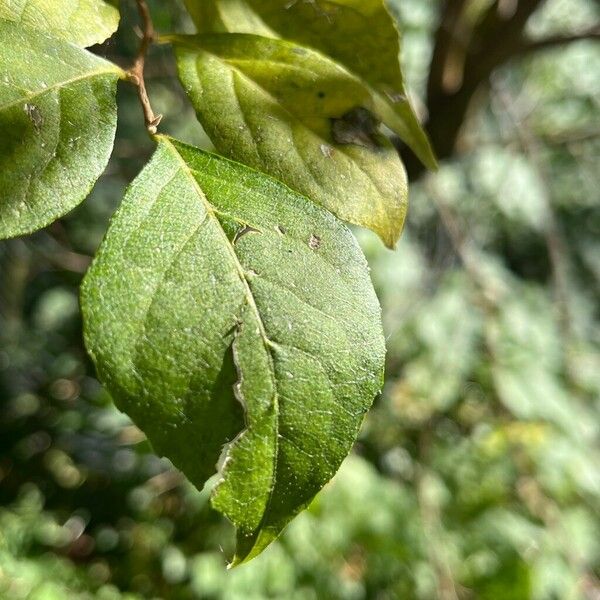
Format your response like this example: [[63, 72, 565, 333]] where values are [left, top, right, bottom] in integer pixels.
[[81, 136, 385, 564], [173, 33, 408, 248], [183, 0, 437, 170], [0, 20, 122, 239], [0, 0, 120, 47]]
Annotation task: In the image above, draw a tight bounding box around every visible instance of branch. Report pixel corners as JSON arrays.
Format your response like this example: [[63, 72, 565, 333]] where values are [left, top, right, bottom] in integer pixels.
[[427, 0, 471, 98], [510, 25, 600, 57], [404, 0, 590, 180], [458, 0, 548, 85], [128, 0, 162, 135]]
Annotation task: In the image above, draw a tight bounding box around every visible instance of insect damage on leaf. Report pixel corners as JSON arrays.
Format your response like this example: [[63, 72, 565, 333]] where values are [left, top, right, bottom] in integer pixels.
[[81, 136, 385, 565], [331, 107, 383, 150], [172, 32, 409, 248], [24, 103, 43, 133], [183, 0, 437, 170]]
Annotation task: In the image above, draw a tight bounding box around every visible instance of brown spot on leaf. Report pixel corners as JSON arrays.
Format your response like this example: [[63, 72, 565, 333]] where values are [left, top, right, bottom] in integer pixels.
[[309, 234, 321, 250], [275, 224, 286, 235], [331, 107, 382, 150]]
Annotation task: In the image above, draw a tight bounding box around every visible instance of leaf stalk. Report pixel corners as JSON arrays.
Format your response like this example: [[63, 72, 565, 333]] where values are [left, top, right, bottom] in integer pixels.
[[128, 0, 162, 135]]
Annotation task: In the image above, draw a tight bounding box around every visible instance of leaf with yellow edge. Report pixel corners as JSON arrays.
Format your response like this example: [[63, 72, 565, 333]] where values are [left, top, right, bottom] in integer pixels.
[[0, 0, 120, 47], [183, 0, 437, 170], [173, 33, 408, 248]]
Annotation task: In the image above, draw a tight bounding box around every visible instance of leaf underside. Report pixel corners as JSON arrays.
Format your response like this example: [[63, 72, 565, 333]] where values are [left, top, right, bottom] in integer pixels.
[[81, 136, 385, 564], [173, 33, 408, 248], [0, 19, 121, 239], [0, 0, 120, 47], [183, 0, 437, 170]]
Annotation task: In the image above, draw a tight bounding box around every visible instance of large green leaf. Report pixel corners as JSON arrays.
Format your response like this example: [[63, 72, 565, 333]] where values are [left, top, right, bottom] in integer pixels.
[[183, 0, 436, 170], [0, 20, 122, 239], [81, 136, 385, 565], [173, 33, 408, 248], [0, 0, 119, 47]]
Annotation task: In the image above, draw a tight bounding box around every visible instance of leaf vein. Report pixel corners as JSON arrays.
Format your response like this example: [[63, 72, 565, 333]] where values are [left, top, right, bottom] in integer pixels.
[[0, 68, 120, 112], [162, 137, 283, 530]]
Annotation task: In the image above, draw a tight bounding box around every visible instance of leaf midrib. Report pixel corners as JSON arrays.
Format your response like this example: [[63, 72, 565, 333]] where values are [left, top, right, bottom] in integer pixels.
[[0, 67, 121, 112], [160, 136, 282, 534]]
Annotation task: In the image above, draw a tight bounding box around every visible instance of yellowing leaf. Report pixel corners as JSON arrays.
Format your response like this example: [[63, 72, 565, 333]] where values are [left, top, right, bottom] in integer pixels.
[[173, 33, 408, 248], [183, 0, 437, 170], [0, 0, 120, 47]]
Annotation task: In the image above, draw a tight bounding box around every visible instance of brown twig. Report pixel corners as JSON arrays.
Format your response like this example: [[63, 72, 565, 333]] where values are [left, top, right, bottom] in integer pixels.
[[128, 0, 162, 135], [403, 0, 548, 180], [509, 25, 600, 58]]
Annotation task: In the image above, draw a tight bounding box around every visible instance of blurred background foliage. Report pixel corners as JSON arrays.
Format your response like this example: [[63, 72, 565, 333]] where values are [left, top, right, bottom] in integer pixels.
[[1, 0, 599, 598]]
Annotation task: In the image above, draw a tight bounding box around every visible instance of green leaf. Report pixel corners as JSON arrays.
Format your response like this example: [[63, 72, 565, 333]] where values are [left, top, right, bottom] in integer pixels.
[[0, 0, 120, 47], [0, 20, 122, 239], [183, 0, 437, 170], [173, 33, 408, 248], [81, 136, 385, 565]]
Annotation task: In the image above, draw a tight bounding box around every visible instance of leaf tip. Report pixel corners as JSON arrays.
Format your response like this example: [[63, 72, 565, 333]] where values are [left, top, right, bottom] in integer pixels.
[[383, 236, 398, 251], [377, 222, 403, 250], [425, 151, 440, 172]]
